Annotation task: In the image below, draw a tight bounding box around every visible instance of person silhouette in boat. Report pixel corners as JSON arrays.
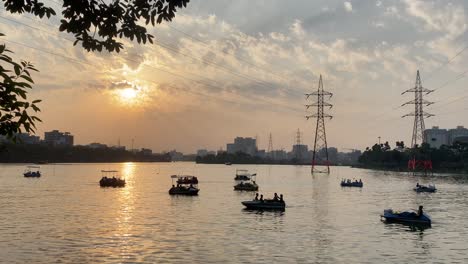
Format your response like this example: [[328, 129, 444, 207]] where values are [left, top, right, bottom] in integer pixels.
[[260, 194, 264, 202], [417, 206, 424, 217], [254, 193, 259, 201], [274, 193, 279, 201], [279, 194, 284, 204]]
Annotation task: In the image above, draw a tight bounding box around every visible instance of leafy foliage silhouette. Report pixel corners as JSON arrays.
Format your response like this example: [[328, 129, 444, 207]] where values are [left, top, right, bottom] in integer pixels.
[[0, 33, 41, 141], [2, 0, 190, 52], [0, 1, 189, 140]]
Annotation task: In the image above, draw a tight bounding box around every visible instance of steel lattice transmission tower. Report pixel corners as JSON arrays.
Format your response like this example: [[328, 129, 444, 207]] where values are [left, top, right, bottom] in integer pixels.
[[306, 75, 333, 174], [267, 133, 274, 158], [295, 128, 302, 160], [402, 70, 434, 148]]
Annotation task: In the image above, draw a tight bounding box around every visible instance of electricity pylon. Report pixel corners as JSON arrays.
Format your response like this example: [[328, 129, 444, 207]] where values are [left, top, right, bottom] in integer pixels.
[[402, 70, 434, 147], [306, 75, 333, 174], [267, 133, 274, 159]]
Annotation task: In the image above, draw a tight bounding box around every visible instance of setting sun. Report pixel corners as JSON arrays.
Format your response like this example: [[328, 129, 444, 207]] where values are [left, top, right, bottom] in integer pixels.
[[110, 81, 151, 108], [119, 87, 138, 101]]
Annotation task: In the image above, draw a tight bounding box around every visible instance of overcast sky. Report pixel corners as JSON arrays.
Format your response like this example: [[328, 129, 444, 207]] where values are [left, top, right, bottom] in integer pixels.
[[1, 0, 467, 153]]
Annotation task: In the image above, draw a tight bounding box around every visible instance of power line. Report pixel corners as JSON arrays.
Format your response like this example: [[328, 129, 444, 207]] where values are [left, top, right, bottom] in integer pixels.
[[0, 14, 74, 42], [166, 24, 295, 84], [0, 14, 306, 111], [425, 43, 468, 82], [0, 13, 304, 100], [2, 35, 305, 115]]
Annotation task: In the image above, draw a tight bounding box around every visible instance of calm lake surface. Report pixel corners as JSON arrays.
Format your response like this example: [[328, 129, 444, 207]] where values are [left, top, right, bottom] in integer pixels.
[[1, 162, 468, 263]]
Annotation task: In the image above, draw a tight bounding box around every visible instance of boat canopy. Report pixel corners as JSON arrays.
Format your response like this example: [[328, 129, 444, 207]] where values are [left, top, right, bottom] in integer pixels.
[[101, 170, 120, 177], [171, 175, 196, 179]]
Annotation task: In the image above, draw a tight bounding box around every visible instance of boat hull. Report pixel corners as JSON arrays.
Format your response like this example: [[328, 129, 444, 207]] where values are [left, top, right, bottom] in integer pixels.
[[99, 178, 126, 187], [241, 201, 285, 211], [341, 182, 363, 187], [234, 184, 258, 191], [24, 173, 41, 178], [381, 210, 431, 225], [414, 187, 436, 193], [169, 187, 199, 196]]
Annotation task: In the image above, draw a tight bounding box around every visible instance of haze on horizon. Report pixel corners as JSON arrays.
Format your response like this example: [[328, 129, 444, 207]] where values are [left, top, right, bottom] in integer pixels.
[[1, 0, 467, 153]]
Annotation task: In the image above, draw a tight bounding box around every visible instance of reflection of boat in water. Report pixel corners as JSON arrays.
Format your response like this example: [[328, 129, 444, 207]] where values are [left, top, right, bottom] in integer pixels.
[[174, 175, 198, 185], [234, 172, 258, 191], [99, 170, 126, 187], [24, 166, 41, 177], [381, 206, 431, 226], [414, 183, 436, 193], [169, 175, 199, 195], [340, 179, 363, 187], [235, 169, 256, 181]]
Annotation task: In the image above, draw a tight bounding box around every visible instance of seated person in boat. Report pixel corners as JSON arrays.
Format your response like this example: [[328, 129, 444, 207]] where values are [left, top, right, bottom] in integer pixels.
[[254, 193, 259, 201], [273, 193, 279, 201], [279, 194, 284, 203], [259, 194, 263, 202]]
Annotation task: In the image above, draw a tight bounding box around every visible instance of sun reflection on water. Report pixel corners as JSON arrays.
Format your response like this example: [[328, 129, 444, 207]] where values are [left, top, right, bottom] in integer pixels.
[[115, 162, 137, 258]]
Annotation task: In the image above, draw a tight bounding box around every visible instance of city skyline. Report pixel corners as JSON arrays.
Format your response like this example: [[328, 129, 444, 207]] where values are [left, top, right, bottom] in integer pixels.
[[2, 0, 468, 152]]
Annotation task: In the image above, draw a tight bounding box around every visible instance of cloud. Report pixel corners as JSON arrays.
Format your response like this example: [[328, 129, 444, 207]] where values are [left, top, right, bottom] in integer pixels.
[[344, 2, 353, 12], [3, 0, 468, 152]]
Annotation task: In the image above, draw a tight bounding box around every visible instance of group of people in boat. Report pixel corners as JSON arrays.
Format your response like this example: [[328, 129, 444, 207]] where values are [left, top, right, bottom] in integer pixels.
[[341, 179, 362, 184], [24, 171, 41, 177], [176, 176, 198, 184], [237, 180, 256, 186], [99, 176, 126, 187], [253, 193, 285, 203], [172, 183, 197, 190]]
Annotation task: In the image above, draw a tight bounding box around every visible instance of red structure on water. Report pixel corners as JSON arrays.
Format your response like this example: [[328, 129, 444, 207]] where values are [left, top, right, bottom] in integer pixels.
[[408, 158, 433, 173]]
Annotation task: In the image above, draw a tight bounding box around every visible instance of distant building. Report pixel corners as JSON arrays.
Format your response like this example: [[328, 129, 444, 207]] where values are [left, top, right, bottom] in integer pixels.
[[255, 149, 266, 158], [226, 137, 257, 156], [140, 148, 152, 156], [17, 133, 40, 144], [425, 126, 468, 148], [291, 144, 309, 161], [87, 143, 108, 149], [197, 149, 207, 157], [270, 150, 288, 160], [449, 126, 468, 144], [110, 145, 126, 151], [0, 133, 40, 144], [44, 130, 74, 146], [168, 150, 184, 161], [337, 150, 362, 165], [424, 126, 449, 148]]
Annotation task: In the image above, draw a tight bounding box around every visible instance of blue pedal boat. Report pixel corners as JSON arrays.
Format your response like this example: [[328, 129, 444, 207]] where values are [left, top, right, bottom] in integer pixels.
[[381, 207, 431, 226]]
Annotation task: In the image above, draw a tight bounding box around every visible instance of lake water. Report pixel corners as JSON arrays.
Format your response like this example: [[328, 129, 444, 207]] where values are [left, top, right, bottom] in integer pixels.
[[1, 162, 468, 263]]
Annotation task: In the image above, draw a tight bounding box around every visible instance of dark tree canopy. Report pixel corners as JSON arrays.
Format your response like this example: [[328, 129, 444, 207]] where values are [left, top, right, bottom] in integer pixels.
[[0, 33, 41, 141], [2, 0, 190, 52]]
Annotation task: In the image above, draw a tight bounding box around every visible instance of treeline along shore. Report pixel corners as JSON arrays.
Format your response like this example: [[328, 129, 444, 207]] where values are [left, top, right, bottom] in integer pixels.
[[0, 143, 171, 163], [196, 152, 333, 166], [357, 141, 468, 173]]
